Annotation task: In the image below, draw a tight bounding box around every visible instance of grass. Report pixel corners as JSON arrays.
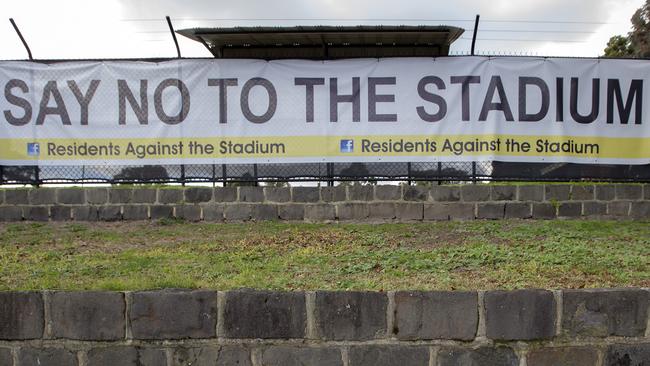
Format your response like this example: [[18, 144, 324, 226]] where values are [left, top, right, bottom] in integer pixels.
[[0, 220, 648, 291]]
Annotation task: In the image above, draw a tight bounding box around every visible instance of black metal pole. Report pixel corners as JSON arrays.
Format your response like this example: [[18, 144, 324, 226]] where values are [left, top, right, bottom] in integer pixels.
[[470, 15, 480, 56], [9, 18, 33, 60], [165, 16, 182, 58]]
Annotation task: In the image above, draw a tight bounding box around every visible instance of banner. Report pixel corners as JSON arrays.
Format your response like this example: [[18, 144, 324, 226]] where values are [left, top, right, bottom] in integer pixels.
[[1, 57, 649, 166]]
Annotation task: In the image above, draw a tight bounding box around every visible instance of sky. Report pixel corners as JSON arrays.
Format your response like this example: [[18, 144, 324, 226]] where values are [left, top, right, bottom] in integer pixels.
[[0, 0, 645, 60]]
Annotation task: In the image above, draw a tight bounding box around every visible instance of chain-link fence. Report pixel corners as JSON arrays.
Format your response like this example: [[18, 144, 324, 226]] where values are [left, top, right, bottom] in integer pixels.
[[2, 162, 649, 185]]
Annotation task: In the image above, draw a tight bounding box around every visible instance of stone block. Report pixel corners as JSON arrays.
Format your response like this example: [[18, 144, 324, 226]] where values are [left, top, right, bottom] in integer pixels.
[[582, 202, 607, 217], [109, 188, 132, 203], [85, 188, 108, 204], [431, 186, 460, 202], [98, 206, 122, 221], [518, 185, 544, 201], [224, 204, 252, 221], [24, 206, 49, 221], [213, 187, 237, 202], [545, 185, 571, 201], [403, 186, 429, 201], [50, 291, 125, 340], [304, 204, 335, 221], [131, 188, 157, 203], [0, 190, 4, 204], [605, 344, 650, 366], [315, 291, 387, 340], [223, 290, 305, 339], [477, 203, 505, 219], [158, 189, 183, 204], [348, 346, 429, 366], [5, 189, 28, 204], [18, 348, 77, 366], [260, 346, 341, 366], [73, 206, 97, 221], [202, 204, 224, 221], [532, 203, 556, 219], [424, 203, 474, 220], [630, 202, 650, 219], [348, 185, 374, 201], [2, 208, 23, 224], [150, 205, 174, 220], [608, 201, 630, 216], [438, 347, 519, 366], [252, 204, 279, 221], [56, 189, 86, 205], [130, 290, 217, 340], [461, 185, 490, 202], [562, 289, 649, 337], [571, 185, 594, 200], [336, 203, 369, 220], [184, 187, 213, 203], [321, 186, 347, 202], [264, 187, 291, 202], [278, 204, 305, 220], [171, 346, 251, 366], [122, 205, 149, 220], [374, 185, 401, 201], [616, 184, 643, 200], [558, 202, 582, 217], [0, 348, 10, 366], [527, 347, 598, 366], [175, 205, 202, 222], [28, 189, 56, 205], [292, 187, 320, 202], [504, 202, 531, 219], [394, 291, 477, 341], [491, 185, 516, 201], [367, 203, 396, 220], [485, 289, 556, 340], [595, 185, 616, 201], [0, 292, 43, 340], [396, 203, 423, 220], [50, 206, 72, 221], [87, 347, 167, 366], [238, 187, 264, 202]]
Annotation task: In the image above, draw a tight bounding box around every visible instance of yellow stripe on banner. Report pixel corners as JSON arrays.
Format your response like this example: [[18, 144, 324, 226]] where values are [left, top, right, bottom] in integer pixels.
[[1, 135, 649, 161]]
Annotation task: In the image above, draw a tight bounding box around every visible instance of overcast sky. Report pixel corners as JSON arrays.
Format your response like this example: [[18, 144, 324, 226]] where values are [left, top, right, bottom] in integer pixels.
[[0, 0, 645, 60]]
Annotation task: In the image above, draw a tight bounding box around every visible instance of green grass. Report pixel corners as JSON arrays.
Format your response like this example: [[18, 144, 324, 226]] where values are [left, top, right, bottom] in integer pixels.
[[0, 220, 648, 291]]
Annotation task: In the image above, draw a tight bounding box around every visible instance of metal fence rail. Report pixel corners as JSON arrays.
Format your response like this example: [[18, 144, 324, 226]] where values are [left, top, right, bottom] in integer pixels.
[[1, 162, 649, 185]]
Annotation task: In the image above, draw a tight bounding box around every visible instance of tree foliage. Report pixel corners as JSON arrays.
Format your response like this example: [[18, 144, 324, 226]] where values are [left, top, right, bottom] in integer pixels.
[[604, 35, 634, 57], [605, 0, 650, 57]]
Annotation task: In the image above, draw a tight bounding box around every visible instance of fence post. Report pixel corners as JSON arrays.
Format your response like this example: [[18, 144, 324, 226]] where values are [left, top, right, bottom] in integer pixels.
[[407, 162, 412, 185], [34, 166, 40, 187], [472, 162, 477, 184], [180, 164, 186, 186], [222, 164, 227, 186]]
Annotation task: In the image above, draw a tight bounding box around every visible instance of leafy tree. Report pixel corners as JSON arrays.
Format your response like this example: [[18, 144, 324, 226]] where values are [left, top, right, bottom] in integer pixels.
[[629, 0, 650, 57], [604, 35, 634, 57], [605, 0, 650, 57]]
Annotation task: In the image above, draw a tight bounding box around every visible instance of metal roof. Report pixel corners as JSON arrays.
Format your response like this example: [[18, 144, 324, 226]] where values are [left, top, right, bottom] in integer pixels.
[[177, 25, 464, 59]]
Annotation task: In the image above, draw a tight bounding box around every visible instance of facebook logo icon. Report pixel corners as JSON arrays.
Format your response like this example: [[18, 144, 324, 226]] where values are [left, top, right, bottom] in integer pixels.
[[27, 143, 40, 156], [340, 139, 354, 153]]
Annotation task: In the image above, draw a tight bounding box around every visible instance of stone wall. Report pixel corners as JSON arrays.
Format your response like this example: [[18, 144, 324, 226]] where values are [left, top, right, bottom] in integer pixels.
[[0, 289, 648, 365], [0, 183, 648, 222]]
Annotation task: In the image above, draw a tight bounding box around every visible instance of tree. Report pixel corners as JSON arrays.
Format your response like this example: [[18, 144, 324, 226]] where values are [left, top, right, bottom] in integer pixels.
[[629, 0, 650, 57], [605, 0, 650, 57], [604, 35, 634, 57]]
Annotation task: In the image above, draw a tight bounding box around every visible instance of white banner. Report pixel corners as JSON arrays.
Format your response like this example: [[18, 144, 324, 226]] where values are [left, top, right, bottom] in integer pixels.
[[1, 57, 649, 165]]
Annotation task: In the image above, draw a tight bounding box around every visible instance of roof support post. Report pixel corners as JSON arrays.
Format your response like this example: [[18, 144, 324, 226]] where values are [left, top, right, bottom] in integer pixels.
[[166, 16, 182, 58], [9, 18, 33, 60], [471, 14, 480, 56]]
